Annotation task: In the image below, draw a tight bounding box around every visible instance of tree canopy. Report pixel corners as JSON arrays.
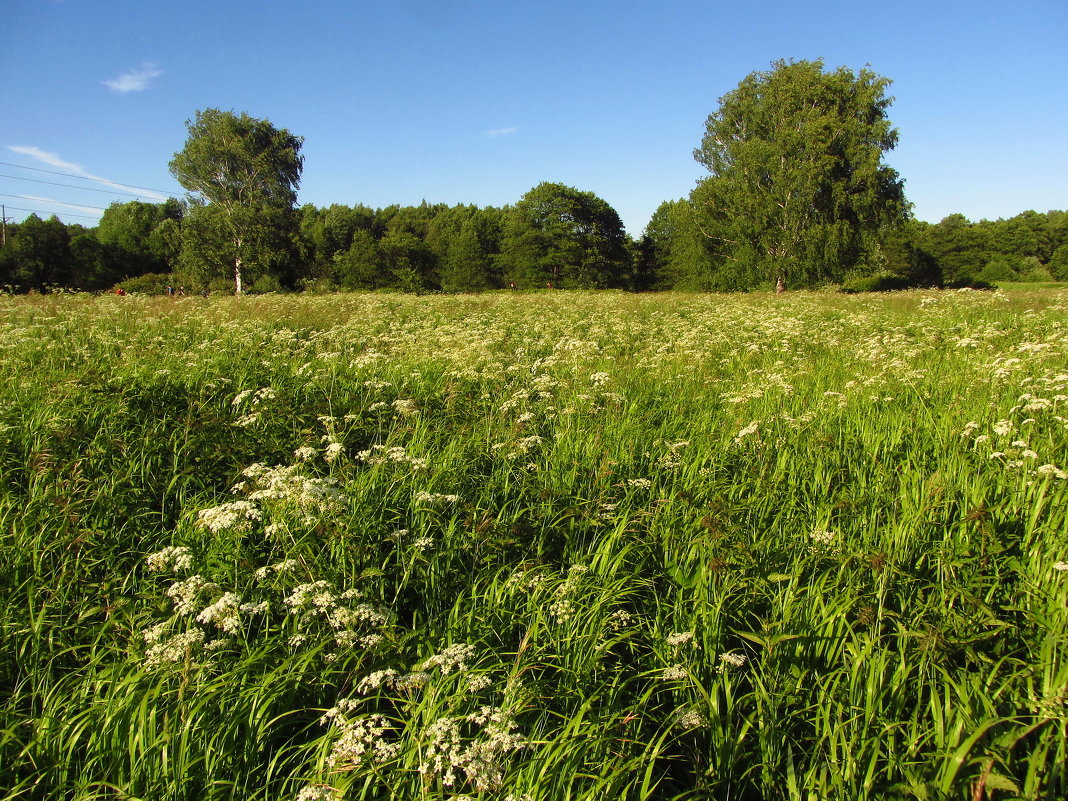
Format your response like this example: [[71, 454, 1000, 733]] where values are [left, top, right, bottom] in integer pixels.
[[499, 182, 630, 289], [169, 109, 304, 293], [692, 59, 908, 289], [4, 69, 1067, 295]]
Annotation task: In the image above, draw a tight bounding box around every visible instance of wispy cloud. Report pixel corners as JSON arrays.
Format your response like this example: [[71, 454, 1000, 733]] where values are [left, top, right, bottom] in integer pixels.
[[22, 195, 104, 216], [7, 145, 169, 201], [103, 62, 162, 93], [485, 127, 518, 138], [8, 145, 82, 172]]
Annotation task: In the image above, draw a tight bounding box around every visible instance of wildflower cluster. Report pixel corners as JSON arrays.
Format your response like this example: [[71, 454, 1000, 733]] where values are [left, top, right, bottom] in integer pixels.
[[145, 545, 193, 573], [283, 580, 392, 657], [355, 444, 429, 472], [420, 707, 526, 792]]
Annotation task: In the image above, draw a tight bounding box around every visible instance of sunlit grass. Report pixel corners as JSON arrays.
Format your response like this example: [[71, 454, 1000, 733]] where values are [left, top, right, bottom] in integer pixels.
[[1, 288, 1066, 800]]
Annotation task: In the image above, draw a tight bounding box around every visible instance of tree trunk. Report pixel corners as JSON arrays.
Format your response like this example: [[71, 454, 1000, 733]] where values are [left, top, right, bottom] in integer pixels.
[[234, 255, 243, 295]]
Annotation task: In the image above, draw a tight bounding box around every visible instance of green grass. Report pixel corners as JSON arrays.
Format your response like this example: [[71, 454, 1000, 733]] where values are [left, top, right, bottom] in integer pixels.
[[1, 288, 1066, 800]]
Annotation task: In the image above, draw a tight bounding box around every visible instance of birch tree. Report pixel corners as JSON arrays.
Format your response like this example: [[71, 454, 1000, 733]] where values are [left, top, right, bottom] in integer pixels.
[[170, 109, 303, 294], [692, 59, 908, 289]]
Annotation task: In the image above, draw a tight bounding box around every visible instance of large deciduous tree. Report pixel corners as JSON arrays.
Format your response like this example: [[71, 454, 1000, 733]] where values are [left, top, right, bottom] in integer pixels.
[[169, 109, 303, 294], [692, 59, 908, 289], [499, 182, 629, 289]]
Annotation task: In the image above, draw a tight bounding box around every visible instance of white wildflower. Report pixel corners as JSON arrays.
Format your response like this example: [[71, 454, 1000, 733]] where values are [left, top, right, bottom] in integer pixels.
[[145, 546, 193, 573], [295, 785, 339, 801], [466, 673, 493, 694], [734, 421, 759, 444], [321, 710, 399, 770], [421, 643, 477, 675], [166, 575, 220, 616], [717, 652, 748, 673], [415, 491, 460, 506], [356, 669, 400, 695], [143, 627, 205, 668], [196, 500, 262, 533], [196, 592, 243, 634], [666, 631, 696, 649], [1035, 465, 1068, 479], [608, 609, 633, 631], [993, 419, 1015, 437], [323, 441, 345, 463], [661, 664, 689, 681], [675, 707, 708, 730], [809, 529, 836, 546]]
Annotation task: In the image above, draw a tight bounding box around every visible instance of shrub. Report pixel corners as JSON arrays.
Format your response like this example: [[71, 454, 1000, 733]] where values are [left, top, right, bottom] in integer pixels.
[[116, 272, 174, 295], [838, 273, 912, 293]]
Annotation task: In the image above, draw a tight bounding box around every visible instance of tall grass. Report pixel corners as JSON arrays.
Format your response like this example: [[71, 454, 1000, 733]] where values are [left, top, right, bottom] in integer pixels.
[[1, 288, 1066, 800]]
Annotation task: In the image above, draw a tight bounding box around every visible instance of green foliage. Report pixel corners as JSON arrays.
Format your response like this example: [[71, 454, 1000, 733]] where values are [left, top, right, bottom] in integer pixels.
[[97, 199, 184, 281], [499, 182, 630, 288], [170, 108, 304, 294], [441, 219, 493, 292], [3, 213, 75, 289], [2, 290, 1068, 799], [1049, 243, 1068, 281], [119, 272, 175, 294], [692, 59, 909, 288], [331, 228, 383, 290], [838, 272, 913, 292]]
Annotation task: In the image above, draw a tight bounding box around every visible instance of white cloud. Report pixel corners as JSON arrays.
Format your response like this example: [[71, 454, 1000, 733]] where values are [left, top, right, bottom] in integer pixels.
[[8, 145, 82, 172], [22, 195, 104, 215], [7, 145, 169, 201], [103, 62, 162, 93], [485, 127, 518, 138]]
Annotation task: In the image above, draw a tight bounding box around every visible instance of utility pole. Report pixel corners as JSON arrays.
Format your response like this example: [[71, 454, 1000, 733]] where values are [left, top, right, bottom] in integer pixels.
[[0, 205, 9, 248]]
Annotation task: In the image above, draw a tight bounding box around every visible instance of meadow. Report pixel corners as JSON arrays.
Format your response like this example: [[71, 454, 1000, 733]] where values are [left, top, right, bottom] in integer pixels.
[[0, 288, 1066, 801]]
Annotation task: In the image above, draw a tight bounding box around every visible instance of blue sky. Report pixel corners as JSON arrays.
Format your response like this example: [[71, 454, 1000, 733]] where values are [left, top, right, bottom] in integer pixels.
[[2, 0, 1066, 234]]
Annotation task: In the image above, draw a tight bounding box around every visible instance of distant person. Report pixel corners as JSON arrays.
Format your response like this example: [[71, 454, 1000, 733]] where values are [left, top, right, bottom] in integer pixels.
[[166, 285, 174, 296]]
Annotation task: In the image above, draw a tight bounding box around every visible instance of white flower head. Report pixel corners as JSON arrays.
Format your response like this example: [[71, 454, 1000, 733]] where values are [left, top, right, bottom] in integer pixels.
[[146, 546, 193, 573]]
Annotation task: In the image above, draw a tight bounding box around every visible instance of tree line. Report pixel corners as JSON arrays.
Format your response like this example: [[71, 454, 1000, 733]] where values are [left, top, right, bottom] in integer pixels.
[[2, 61, 1065, 294], [3, 198, 1066, 295]]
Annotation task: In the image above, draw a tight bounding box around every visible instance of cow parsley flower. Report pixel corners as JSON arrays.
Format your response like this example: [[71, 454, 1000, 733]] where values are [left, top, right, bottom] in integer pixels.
[[661, 664, 689, 681], [666, 631, 695, 648], [146, 546, 193, 573], [196, 500, 262, 533], [717, 652, 748, 673], [421, 643, 477, 674], [143, 627, 205, 669], [197, 592, 243, 634], [166, 575, 220, 615]]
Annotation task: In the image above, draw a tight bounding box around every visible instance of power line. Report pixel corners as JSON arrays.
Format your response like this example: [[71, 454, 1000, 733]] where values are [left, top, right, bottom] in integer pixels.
[[0, 193, 106, 212], [0, 173, 167, 199], [0, 160, 183, 197], [0, 204, 102, 221]]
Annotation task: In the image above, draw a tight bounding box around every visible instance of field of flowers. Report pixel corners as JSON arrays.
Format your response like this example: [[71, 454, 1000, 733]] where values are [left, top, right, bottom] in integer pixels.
[[1, 288, 1066, 801]]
